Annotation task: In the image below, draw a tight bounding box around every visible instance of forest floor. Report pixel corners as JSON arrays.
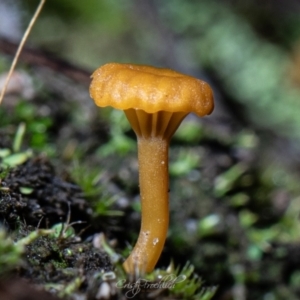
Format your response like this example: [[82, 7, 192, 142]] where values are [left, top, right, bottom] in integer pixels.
[[1, 42, 300, 300]]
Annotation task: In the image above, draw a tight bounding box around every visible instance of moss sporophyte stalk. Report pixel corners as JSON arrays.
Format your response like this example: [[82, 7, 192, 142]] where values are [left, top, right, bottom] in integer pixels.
[[89, 63, 214, 274]]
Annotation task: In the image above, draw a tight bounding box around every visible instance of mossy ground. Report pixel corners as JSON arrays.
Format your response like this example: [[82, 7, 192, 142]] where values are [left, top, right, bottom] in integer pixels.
[[1, 66, 300, 299]]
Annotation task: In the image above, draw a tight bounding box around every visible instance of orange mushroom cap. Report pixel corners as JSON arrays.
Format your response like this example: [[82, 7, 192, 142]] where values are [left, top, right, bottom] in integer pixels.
[[89, 63, 214, 117]]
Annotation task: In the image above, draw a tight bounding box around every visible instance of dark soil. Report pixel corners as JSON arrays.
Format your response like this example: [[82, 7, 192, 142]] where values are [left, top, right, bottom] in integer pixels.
[[0, 156, 115, 299]]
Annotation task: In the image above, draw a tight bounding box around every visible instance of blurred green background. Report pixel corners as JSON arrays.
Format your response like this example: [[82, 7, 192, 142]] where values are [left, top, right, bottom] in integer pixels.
[[19, 0, 300, 140]]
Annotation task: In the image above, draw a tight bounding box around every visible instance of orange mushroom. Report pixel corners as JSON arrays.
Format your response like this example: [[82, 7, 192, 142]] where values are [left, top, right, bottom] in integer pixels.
[[90, 63, 214, 274]]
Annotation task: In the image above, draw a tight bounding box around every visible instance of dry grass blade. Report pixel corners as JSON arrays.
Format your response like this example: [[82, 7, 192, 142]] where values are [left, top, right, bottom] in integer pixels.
[[0, 0, 47, 105]]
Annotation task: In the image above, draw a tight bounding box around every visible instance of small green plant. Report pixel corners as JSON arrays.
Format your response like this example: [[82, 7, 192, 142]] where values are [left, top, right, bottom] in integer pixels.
[[0, 228, 24, 274], [214, 163, 247, 197], [0, 227, 52, 275], [14, 102, 53, 151], [170, 149, 201, 177], [118, 262, 217, 300], [71, 162, 124, 217], [170, 262, 217, 300], [0, 123, 32, 169], [97, 109, 135, 157]]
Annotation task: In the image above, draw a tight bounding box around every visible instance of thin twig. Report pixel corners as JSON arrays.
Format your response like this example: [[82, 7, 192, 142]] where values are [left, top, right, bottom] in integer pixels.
[[0, 37, 91, 85], [0, 0, 47, 105]]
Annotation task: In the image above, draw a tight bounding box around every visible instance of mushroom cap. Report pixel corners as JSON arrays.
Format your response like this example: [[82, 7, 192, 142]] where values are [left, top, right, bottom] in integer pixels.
[[89, 63, 214, 117]]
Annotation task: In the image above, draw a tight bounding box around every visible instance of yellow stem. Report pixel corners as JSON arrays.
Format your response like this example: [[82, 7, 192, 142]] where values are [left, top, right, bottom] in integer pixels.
[[123, 137, 169, 273]]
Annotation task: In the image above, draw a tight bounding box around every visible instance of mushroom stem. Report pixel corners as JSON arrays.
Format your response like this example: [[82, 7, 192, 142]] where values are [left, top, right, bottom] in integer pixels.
[[123, 136, 169, 273]]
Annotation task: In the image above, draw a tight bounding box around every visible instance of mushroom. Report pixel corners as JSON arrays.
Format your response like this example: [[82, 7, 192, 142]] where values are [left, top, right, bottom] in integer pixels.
[[89, 63, 214, 274]]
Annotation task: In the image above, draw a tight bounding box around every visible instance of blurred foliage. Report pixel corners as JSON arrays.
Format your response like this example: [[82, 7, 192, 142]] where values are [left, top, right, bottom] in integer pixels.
[[20, 0, 300, 140], [0, 101, 54, 155], [161, 0, 300, 137], [96, 109, 135, 157], [71, 161, 124, 217], [0, 227, 52, 276], [0, 228, 23, 275]]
